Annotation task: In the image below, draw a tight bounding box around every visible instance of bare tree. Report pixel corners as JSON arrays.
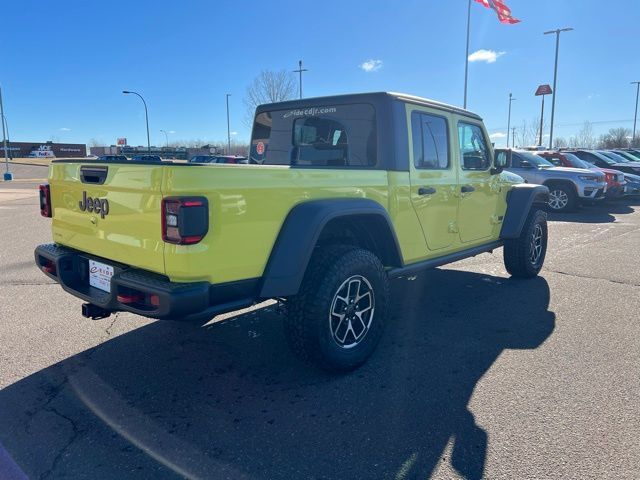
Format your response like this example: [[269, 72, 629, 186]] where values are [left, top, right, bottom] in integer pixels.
[[553, 137, 568, 148], [88, 138, 105, 147], [575, 121, 596, 149], [517, 120, 531, 147], [516, 118, 546, 147], [243, 69, 296, 126], [597, 127, 631, 149], [528, 116, 547, 147]]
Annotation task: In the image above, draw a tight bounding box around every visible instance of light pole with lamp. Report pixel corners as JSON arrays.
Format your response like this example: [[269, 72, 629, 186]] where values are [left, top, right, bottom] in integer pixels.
[[293, 60, 308, 99], [0, 86, 12, 180], [160, 129, 169, 148], [506, 93, 516, 148], [122, 90, 151, 153], [226, 93, 231, 154], [544, 27, 573, 149], [631, 81, 640, 146]]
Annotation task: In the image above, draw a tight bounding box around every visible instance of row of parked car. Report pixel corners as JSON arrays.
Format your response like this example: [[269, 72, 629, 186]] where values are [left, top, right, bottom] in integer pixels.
[[94, 154, 249, 164], [495, 148, 640, 213], [94, 148, 638, 215]]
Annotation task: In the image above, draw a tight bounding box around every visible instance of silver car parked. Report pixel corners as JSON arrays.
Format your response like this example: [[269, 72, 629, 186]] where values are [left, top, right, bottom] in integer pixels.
[[495, 149, 607, 213]]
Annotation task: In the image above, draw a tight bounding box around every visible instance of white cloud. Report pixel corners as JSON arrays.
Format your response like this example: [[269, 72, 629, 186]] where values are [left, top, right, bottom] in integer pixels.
[[230, 131, 238, 136], [468, 49, 505, 64], [490, 132, 507, 139], [360, 59, 383, 72], [587, 93, 600, 100], [59, 127, 71, 131], [168, 130, 176, 134]]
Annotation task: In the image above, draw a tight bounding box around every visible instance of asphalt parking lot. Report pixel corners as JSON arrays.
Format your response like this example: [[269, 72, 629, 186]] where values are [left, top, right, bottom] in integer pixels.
[[0, 164, 639, 479]]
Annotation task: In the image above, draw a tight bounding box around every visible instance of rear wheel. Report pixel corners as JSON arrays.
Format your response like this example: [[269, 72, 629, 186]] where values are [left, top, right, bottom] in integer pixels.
[[546, 183, 576, 213], [504, 209, 548, 278], [285, 246, 389, 372]]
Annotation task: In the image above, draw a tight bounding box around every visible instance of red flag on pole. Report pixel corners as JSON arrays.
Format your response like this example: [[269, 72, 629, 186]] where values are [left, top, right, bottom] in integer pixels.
[[474, 0, 521, 24]]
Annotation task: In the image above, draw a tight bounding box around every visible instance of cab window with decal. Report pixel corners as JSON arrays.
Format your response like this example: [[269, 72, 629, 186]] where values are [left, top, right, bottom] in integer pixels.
[[458, 122, 491, 171], [250, 103, 377, 167]]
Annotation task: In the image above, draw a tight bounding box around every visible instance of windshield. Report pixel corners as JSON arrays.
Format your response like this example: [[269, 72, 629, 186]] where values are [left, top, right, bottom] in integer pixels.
[[514, 150, 554, 167], [613, 151, 640, 162], [585, 151, 616, 165], [563, 153, 593, 169], [602, 151, 629, 163]]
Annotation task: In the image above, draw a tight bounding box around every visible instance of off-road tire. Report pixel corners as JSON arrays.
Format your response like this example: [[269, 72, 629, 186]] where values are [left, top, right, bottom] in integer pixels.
[[546, 183, 576, 213], [504, 209, 548, 278], [285, 246, 390, 372]]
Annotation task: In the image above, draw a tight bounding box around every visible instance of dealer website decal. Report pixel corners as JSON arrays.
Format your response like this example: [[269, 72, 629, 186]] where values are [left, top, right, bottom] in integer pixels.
[[283, 106, 337, 119]]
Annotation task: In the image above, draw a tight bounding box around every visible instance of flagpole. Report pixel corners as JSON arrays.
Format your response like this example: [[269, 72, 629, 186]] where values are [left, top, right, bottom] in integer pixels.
[[463, 0, 471, 109]]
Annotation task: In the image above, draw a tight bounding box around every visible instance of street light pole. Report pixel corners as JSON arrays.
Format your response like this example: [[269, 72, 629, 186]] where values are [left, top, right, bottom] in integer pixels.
[[544, 27, 573, 150], [160, 129, 169, 148], [507, 93, 516, 148], [293, 60, 308, 99], [463, 0, 471, 109], [632, 81, 640, 146], [538, 94, 546, 147], [0, 85, 12, 180], [122, 90, 151, 153], [226, 93, 231, 154]]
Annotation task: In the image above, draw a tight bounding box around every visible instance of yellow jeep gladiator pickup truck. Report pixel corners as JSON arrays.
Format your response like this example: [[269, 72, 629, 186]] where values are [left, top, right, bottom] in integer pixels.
[[35, 92, 549, 371]]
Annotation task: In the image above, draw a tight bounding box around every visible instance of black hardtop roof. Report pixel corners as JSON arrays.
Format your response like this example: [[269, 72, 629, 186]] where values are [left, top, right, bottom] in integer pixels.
[[255, 92, 483, 121]]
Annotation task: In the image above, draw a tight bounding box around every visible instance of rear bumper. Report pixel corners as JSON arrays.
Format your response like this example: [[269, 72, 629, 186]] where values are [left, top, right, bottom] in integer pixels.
[[34, 244, 258, 321]]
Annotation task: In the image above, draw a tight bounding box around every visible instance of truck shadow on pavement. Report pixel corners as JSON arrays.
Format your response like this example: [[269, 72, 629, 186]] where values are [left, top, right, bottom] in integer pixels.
[[0, 269, 555, 480], [548, 199, 635, 224]]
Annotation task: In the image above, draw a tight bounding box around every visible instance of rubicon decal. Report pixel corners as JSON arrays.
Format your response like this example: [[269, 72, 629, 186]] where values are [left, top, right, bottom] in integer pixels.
[[79, 191, 110, 218]]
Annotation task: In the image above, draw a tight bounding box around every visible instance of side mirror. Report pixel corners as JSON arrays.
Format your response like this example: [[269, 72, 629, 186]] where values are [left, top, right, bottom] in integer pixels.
[[491, 151, 506, 175]]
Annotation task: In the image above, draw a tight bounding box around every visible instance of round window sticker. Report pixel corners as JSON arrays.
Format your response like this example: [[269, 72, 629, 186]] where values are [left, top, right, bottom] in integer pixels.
[[256, 141, 265, 155]]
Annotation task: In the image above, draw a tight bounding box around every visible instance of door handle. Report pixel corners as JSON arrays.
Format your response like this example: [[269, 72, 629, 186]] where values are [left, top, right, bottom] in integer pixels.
[[460, 185, 475, 193], [418, 187, 436, 195]]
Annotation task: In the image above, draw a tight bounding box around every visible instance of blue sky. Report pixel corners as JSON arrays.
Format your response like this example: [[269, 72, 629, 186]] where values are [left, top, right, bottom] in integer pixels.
[[1, 0, 639, 148]]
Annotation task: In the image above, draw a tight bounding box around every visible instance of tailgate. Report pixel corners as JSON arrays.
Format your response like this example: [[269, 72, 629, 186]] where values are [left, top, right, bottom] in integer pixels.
[[49, 162, 166, 274]]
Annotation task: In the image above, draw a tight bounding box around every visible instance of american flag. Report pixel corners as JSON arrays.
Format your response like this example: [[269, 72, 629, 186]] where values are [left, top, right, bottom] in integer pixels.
[[474, 0, 521, 24]]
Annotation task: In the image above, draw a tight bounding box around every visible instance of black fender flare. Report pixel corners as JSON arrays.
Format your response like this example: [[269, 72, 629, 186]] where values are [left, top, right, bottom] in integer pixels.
[[259, 198, 403, 298], [500, 184, 549, 239]]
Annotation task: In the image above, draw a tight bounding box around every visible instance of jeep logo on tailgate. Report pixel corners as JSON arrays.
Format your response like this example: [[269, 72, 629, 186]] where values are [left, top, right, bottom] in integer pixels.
[[79, 191, 109, 218]]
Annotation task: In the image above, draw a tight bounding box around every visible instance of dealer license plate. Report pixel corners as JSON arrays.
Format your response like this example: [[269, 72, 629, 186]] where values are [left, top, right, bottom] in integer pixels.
[[89, 260, 114, 293]]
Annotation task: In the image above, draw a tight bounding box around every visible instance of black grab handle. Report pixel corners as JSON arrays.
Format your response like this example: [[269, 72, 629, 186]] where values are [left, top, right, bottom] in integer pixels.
[[80, 166, 108, 185]]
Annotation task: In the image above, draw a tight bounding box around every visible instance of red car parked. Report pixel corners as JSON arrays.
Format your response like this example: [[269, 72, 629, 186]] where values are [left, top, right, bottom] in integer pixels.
[[537, 151, 625, 198]]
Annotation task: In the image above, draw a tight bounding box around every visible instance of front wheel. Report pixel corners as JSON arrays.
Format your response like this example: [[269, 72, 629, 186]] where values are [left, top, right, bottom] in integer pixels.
[[547, 184, 576, 213], [284, 246, 390, 372], [503, 209, 548, 278]]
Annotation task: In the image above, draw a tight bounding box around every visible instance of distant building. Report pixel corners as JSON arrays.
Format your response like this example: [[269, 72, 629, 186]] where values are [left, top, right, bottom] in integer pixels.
[[0, 141, 86, 158]]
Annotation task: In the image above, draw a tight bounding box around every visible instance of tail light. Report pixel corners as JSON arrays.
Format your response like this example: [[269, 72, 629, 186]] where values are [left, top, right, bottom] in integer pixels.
[[161, 197, 209, 245], [39, 184, 52, 217], [40, 258, 57, 276]]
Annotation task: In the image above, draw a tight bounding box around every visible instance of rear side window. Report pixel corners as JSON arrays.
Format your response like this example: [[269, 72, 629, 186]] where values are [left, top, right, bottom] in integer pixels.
[[250, 103, 377, 167], [458, 122, 491, 170], [544, 154, 562, 166], [411, 111, 450, 169]]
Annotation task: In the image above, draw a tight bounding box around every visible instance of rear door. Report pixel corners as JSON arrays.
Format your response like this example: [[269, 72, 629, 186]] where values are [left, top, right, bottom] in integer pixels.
[[49, 161, 166, 274], [455, 119, 501, 244], [407, 107, 459, 251]]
